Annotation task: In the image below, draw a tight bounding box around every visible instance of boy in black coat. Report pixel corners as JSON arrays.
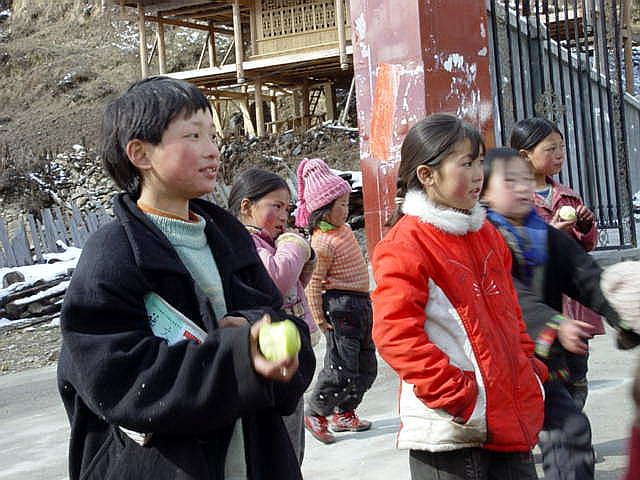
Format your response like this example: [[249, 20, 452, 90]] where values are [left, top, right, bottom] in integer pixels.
[[481, 147, 639, 480], [57, 77, 315, 480]]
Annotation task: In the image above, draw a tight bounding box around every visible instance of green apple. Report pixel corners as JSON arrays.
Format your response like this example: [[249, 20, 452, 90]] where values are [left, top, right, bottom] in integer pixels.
[[558, 205, 577, 221], [258, 319, 301, 361]]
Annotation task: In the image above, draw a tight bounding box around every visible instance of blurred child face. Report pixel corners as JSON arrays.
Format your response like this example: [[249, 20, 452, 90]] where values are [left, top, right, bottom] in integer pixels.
[[325, 193, 349, 227], [524, 131, 564, 177], [241, 188, 291, 239], [483, 156, 535, 225], [419, 137, 483, 211], [136, 109, 220, 211]]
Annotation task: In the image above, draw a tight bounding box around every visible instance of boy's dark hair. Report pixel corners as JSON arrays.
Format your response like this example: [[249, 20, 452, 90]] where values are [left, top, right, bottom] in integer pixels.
[[308, 201, 335, 232], [481, 147, 524, 196], [391, 114, 485, 225], [509, 117, 562, 152], [228, 168, 290, 217], [100, 76, 213, 198]]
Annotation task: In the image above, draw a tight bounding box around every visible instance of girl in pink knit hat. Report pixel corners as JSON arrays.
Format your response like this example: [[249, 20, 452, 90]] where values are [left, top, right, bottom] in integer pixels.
[[296, 157, 377, 444]]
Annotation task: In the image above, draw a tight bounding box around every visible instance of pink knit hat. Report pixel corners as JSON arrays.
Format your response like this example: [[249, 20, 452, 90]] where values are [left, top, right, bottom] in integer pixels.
[[295, 158, 352, 227]]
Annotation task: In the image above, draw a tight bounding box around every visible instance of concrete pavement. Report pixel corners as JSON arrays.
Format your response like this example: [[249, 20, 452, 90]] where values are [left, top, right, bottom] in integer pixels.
[[302, 326, 639, 479], [0, 326, 637, 479]]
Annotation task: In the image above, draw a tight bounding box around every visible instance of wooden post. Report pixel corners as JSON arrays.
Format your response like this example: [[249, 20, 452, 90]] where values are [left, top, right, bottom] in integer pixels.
[[335, 0, 349, 70], [254, 79, 266, 137], [208, 21, 218, 67], [211, 101, 225, 139], [157, 21, 167, 74], [622, 0, 634, 94], [198, 35, 209, 69], [323, 83, 337, 121], [339, 76, 355, 125], [270, 89, 279, 134], [232, 0, 246, 83], [349, 0, 495, 252], [137, 2, 148, 78], [301, 80, 310, 129], [249, 4, 258, 56]]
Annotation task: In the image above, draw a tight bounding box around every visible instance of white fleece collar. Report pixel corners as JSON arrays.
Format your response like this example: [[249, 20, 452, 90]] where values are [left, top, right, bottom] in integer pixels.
[[401, 189, 486, 235]]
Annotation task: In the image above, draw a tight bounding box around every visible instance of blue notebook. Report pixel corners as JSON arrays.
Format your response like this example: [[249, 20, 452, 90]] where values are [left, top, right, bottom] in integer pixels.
[[144, 292, 207, 345]]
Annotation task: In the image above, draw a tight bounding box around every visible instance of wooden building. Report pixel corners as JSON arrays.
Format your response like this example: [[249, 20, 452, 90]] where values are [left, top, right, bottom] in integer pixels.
[[110, 0, 354, 137]]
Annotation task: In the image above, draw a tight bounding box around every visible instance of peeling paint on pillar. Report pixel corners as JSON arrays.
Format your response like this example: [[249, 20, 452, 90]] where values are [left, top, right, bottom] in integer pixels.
[[348, 0, 495, 253]]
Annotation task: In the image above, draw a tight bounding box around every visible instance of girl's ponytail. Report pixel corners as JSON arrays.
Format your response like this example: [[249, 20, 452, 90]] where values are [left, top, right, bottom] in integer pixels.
[[387, 178, 408, 227]]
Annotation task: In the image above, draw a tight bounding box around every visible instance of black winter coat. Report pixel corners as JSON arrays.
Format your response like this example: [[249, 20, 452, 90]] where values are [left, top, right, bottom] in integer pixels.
[[58, 193, 315, 480], [493, 221, 627, 372]]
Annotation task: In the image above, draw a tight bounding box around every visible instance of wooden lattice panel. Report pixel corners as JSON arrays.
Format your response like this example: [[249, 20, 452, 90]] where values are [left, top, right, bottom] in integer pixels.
[[258, 0, 349, 39]]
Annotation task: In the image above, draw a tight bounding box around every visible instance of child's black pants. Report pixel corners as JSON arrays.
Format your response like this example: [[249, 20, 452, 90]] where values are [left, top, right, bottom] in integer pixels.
[[307, 290, 377, 416]]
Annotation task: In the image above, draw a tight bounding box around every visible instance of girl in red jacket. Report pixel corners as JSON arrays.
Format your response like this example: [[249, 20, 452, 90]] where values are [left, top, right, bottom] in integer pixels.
[[371, 114, 547, 480]]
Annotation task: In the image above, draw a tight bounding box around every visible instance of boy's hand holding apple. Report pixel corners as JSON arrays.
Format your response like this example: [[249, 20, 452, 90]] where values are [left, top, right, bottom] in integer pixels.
[[249, 315, 300, 382]]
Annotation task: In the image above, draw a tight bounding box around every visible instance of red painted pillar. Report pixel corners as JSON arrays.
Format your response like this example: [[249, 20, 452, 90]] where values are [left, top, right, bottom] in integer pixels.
[[349, 0, 495, 254]]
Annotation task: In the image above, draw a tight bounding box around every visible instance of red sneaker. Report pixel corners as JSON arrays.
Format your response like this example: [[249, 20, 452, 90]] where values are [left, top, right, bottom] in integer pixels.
[[304, 414, 335, 444], [331, 411, 372, 432]]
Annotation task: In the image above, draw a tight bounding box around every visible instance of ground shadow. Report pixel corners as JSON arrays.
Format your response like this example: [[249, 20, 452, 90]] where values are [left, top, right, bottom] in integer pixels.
[[534, 437, 630, 479]]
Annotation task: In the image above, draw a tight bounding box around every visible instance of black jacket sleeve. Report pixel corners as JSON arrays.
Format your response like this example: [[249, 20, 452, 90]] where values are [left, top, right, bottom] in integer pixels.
[[548, 227, 640, 349], [513, 276, 563, 342]]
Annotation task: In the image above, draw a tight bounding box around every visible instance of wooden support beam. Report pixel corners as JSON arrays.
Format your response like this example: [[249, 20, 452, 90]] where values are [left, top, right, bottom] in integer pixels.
[[249, 4, 258, 56], [138, 2, 149, 79], [233, 99, 256, 137], [157, 20, 167, 74], [211, 101, 225, 139], [208, 21, 217, 67], [323, 83, 337, 121], [269, 89, 278, 134], [335, 0, 349, 70], [232, 0, 245, 83], [338, 75, 355, 125], [254, 79, 266, 137], [301, 80, 310, 129], [220, 38, 234, 66], [197, 34, 209, 69], [144, 15, 234, 35]]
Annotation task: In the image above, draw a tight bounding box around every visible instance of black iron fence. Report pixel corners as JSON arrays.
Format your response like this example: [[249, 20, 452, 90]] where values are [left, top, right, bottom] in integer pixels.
[[487, 0, 637, 249]]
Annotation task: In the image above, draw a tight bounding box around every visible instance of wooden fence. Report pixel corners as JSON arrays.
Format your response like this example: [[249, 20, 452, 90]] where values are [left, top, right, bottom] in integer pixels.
[[0, 205, 112, 268], [0, 184, 234, 269]]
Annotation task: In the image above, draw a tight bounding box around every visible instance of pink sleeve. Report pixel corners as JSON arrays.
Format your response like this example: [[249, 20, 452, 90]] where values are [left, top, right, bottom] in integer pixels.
[[253, 235, 310, 295]]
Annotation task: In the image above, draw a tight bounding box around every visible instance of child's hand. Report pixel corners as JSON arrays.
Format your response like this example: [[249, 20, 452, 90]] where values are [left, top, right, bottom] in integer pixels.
[[219, 316, 249, 328], [249, 315, 299, 382], [557, 318, 594, 355], [575, 205, 595, 233], [550, 210, 577, 232]]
